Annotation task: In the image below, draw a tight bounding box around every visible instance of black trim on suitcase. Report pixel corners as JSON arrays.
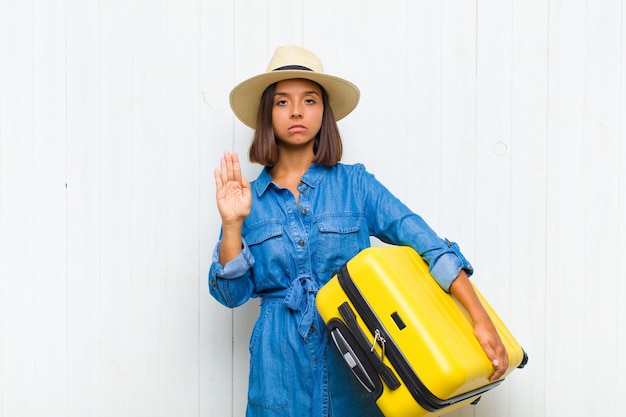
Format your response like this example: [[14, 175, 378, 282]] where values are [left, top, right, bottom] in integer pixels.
[[337, 303, 401, 391], [336, 265, 502, 412], [327, 318, 384, 398]]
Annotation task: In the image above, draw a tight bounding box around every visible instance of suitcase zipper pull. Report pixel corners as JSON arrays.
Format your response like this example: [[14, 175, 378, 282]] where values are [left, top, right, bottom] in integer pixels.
[[337, 303, 401, 391], [370, 329, 386, 360]]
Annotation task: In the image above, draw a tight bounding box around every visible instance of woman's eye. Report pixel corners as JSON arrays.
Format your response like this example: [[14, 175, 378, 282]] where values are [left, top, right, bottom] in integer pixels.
[[305, 98, 316, 104], [275, 99, 287, 106]]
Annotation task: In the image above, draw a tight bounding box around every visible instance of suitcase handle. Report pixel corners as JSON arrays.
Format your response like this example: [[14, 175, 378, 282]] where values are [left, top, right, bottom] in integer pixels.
[[329, 322, 380, 394], [338, 302, 402, 391]]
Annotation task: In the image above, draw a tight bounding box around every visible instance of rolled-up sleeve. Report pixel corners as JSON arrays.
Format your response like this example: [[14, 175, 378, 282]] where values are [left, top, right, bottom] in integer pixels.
[[208, 239, 256, 307], [427, 238, 473, 292]]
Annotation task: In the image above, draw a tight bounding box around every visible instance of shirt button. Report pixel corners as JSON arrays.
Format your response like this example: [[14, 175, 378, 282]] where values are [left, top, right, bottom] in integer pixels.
[[301, 208, 308, 215], [299, 240, 305, 246]]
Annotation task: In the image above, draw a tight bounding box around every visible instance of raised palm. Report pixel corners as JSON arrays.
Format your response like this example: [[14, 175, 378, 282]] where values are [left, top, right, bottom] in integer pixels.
[[214, 152, 252, 224]]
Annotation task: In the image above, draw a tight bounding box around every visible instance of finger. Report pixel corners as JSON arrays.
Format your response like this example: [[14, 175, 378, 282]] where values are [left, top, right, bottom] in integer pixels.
[[479, 340, 499, 379], [489, 360, 503, 381], [241, 173, 250, 190], [489, 366, 505, 382], [219, 154, 229, 184], [480, 341, 497, 366], [224, 151, 235, 181], [214, 168, 223, 191], [488, 349, 508, 382], [231, 152, 243, 184]]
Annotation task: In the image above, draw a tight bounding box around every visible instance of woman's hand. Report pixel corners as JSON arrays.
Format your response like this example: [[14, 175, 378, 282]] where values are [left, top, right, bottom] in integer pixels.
[[449, 271, 509, 382], [214, 151, 251, 225], [472, 316, 509, 382], [214, 152, 251, 265]]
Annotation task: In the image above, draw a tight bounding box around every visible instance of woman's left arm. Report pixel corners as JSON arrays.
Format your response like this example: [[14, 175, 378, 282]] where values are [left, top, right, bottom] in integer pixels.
[[449, 270, 509, 382], [357, 164, 509, 380]]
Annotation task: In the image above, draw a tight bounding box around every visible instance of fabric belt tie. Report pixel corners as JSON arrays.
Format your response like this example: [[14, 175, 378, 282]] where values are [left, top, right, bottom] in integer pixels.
[[265, 276, 320, 340]]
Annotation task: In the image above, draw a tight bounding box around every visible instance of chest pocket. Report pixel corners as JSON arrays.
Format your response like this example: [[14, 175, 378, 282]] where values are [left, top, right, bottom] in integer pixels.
[[245, 222, 290, 290], [315, 216, 364, 274]]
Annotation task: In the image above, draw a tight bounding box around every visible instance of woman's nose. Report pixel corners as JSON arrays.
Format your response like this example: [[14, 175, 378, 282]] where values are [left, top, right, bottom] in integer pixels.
[[291, 104, 302, 118]]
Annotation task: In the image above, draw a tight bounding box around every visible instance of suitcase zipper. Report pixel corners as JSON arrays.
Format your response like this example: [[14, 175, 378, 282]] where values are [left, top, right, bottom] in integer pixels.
[[337, 265, 502, 412], [338, 302, 401, 391], [370, 329, 386, 361]]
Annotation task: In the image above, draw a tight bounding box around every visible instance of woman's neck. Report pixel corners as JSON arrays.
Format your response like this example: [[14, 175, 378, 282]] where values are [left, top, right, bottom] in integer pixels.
[[270, 149, 314, 198]]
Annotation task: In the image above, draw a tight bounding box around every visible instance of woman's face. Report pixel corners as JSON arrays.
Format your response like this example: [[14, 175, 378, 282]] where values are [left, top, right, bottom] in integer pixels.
[[271, 78, 324, 149]]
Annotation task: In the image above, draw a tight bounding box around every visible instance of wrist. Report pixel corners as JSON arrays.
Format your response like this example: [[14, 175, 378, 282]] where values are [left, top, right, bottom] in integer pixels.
[[221, 219, 244, 232], [471, 312, 496, 329]]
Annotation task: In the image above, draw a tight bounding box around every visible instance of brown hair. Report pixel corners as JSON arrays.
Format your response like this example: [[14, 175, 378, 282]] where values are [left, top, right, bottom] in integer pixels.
[[248, 81, 343, 167]]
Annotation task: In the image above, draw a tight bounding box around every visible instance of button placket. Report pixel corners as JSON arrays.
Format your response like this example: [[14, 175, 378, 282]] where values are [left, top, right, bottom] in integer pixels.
[[291, 180, 313, 278], [298, 182, 310, 217]]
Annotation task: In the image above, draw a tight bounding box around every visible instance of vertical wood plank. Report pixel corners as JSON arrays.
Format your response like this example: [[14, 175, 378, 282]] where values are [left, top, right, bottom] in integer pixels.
[[0, 13, 3, 402], [99, 1, 134, 415], [268, 0, 303, 46], [509, 0, 549, 416], [439, 0, 477, 251], [65, 0, 102, 415], [232, 0, 269, 181], [0, 2, 36, 416], [162, 1, 202, 415], [130, 0, 169, 414], [362, 0, 410, 199], [32, 1, 68, 416], [474, 0, 513, 297], [331, 0, 369, 168], [579, 2, 622, 415], [545, 1, 587, 415], [618, 0, 626, 411], [404, 0, 443, 228], [303, 0, 338, 56]]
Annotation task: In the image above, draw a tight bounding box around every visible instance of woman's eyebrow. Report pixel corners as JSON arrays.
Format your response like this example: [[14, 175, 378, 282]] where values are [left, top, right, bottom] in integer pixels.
[[274, 90, 321, 97]]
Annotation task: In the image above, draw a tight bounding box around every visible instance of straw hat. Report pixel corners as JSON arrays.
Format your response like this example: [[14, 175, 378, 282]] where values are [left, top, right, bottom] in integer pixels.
[[229, 45, 360, 128]]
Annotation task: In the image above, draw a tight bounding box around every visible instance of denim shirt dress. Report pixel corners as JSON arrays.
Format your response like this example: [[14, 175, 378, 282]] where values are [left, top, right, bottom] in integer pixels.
[[208, 163, 473, 417]]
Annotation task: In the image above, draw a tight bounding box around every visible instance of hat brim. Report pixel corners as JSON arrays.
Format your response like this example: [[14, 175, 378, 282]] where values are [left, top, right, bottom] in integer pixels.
[[229, 70, 360, 129]]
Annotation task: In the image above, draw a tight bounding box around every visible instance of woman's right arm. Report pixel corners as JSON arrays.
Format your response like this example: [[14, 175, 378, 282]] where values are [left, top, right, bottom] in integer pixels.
[[209, 151, 255, 308], [214, 151, 252, 264]]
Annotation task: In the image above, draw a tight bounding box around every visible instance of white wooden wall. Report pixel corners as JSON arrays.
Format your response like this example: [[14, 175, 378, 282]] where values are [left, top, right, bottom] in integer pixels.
[[0, 1, 624, 416]]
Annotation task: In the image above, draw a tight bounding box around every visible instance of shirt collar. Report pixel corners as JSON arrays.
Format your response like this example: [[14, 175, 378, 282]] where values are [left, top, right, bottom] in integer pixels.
[[254, 163, 330, 197]]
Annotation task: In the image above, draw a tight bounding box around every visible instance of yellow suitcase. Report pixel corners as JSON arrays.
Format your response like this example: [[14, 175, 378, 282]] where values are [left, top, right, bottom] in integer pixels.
[[316, 245, 527, 417]]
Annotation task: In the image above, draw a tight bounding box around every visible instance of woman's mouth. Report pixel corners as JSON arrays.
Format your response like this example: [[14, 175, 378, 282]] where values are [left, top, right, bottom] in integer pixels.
[[288, 124, 306, 133]]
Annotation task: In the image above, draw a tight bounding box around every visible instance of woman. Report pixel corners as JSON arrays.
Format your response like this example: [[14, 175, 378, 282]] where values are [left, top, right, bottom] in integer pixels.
[[209, 45, 508, 417]]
